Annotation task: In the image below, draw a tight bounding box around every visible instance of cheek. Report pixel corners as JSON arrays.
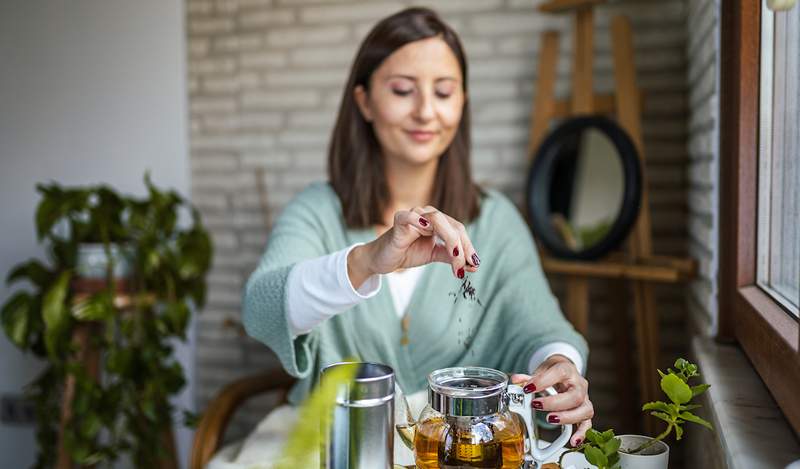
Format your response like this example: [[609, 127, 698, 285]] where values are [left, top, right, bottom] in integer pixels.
[[439, 98, 464, 130], [372, 98, 412, 129]]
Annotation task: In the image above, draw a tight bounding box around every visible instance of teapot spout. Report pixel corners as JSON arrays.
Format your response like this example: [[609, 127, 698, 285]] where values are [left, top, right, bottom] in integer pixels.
[[395, 423, 416, 450]]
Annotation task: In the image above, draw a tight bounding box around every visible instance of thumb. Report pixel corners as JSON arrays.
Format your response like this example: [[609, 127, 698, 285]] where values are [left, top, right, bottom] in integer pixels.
[[510, 374, 532, 385]]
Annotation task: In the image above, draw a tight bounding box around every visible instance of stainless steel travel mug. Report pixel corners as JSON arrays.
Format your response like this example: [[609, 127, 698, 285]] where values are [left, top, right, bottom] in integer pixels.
[[321, 362, 395, 469]]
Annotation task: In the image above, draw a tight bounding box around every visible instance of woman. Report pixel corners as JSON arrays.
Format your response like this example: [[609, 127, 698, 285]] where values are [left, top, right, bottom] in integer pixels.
[[242, 6, 594, 453]]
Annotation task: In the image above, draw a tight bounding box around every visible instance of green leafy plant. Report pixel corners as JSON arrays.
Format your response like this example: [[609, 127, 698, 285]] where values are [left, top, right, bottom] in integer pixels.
[[557, 358, 713, 467], [559, 428, 621, 469], [0, 175, 212, 468], [630, 357, 713, 454]]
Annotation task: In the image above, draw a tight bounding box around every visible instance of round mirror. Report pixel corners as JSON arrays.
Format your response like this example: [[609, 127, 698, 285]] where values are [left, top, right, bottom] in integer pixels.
[[525, 116, 642, 260]]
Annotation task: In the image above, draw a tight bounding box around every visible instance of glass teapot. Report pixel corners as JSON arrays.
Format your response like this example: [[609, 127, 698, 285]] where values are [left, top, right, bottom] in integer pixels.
[[397, 366, 571, 469]]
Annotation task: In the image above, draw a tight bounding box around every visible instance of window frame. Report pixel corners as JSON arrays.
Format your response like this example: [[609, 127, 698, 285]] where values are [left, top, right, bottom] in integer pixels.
[[719, 0, 800, 435]]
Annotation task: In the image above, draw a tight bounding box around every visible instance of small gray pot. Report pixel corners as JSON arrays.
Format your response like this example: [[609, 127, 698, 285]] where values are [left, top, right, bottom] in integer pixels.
[[617, 434, 669, 469], [76, 243, 133, 279]]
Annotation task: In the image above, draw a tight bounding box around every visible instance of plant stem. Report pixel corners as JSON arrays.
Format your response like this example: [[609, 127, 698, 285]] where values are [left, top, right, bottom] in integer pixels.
[[627, 424, 672, 455], [557, 445, 584, 468]]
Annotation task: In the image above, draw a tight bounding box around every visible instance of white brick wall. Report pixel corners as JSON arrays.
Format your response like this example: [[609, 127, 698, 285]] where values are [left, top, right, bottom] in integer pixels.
[[187, 0, 691, 441], [685, 0, 719, 336]]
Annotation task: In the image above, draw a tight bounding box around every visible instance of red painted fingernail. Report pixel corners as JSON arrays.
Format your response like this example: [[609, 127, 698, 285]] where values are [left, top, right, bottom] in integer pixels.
[[532, 400, 543, 409], [457, 268, 464, 279], [419, 217, 429, 227], [548, 415, 560, 424], [453, 247, 459, 257], [471, 253, 481, 266], [523, 383, 536, 393], [574, 438, 583, 446]]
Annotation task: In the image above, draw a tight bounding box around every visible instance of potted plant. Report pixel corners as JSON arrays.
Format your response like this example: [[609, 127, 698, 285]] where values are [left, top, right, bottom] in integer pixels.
[[557, 358, 713, 469], [1, 174, 212, 468]]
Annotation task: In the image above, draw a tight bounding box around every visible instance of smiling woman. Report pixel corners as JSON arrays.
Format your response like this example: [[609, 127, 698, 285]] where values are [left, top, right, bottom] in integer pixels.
[[328, 8, 479, 228], [203, 7, 592, 468]]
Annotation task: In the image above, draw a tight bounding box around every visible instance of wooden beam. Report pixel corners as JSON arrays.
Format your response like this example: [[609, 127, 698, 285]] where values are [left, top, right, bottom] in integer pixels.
[[566, 277, 590, 335], [542, 257, 693, 283], [538, 0, 605, 14], [611, 14, 661, 435], [551, 91, 645, 118], [571, 7, 595, 115], [527, 31, 561, 159]]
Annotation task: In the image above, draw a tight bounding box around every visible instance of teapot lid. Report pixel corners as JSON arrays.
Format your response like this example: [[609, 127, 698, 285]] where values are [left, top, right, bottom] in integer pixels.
[[427, 367, 508, 416]]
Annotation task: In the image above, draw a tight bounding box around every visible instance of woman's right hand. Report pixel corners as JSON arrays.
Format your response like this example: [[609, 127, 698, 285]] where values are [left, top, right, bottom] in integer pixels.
[[348, 206, 480, 288]]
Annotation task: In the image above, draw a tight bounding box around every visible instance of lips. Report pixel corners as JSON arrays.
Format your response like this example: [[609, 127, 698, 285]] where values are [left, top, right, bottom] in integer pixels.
[[405, 130, 438, 143]]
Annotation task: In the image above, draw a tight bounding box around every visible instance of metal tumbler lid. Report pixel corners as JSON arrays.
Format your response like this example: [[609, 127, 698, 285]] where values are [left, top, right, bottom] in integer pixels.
[[428, 366, 508, 416], [321, 362, 395, 408]]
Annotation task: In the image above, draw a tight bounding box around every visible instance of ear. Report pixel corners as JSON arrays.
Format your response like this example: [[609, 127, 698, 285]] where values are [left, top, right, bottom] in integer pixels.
[[353, 85, 374, 122]]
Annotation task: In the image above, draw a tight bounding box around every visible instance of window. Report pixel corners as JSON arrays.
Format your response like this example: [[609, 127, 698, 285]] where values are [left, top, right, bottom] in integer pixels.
[[719, 0, 800, 436], [758, 2, 800, 317]]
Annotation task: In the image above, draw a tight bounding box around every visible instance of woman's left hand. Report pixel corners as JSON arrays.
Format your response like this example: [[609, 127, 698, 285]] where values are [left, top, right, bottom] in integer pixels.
[[510, 354, 593, 447]]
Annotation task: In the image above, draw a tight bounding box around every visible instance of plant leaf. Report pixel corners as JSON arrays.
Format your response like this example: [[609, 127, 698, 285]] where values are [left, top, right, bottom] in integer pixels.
[[1, 292, 33, 348], [586, 428, 603, 445], [71, 292, 113, 321], [7, 260, 51, 288], [602, 436, 621, 457], [680, 411, 714, 430], [680, 404, 702, 411], [642, 401, 672, 414], [273, 362, 358, 469], [691, 384, 711, 397], [165, 302, 190, 338], [661, 373, 692, 404], [43, 271, 71, 356], [675, 423, 684, 440], [35, 185, 64, 240], [585, 446, 608, 468], [650, 411, 673, 424]]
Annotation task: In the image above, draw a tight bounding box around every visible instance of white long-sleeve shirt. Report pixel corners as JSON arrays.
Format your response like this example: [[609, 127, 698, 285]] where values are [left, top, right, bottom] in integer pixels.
[[285, 244, 584, 375]]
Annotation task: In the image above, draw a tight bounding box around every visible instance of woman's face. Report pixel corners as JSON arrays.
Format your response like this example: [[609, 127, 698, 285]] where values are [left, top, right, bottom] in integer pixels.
[[354, 36, 465, 167]]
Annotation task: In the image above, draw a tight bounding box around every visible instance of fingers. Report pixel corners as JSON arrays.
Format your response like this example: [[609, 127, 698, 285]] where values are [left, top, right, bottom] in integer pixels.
[[571, 419, 593, 447], [389, 210, 433, 249], [524, 360, 582, 394], [543, 398, 594, 427], [407, 206, 480, 278], [419, 208, 465, 278], [509, 374, 532, 385], [442, 212, 481, 271], [393, 210, 433, 237], [531, 382, 587, 412]]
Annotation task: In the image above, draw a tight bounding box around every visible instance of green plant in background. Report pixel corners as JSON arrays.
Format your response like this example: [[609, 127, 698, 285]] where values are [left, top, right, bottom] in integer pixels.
[[630, 357, 712, 454], [557, 358, 713, 468], [0, 174, 212, 468]]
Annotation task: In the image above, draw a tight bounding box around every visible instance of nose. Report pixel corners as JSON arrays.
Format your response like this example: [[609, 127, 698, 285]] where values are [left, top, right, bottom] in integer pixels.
[[413, 90, 435, 122]]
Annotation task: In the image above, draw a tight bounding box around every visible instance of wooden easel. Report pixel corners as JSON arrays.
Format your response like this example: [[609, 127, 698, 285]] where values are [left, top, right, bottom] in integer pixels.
[[527, 0, 696, 434]]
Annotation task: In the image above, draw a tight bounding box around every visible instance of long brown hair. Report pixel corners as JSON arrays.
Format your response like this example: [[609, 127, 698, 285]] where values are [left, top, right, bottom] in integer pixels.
[[328, 7, 482, 228]]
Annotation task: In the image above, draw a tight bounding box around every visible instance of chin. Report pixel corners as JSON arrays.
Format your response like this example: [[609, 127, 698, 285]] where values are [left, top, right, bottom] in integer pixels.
[[399, 149, 441, 166]]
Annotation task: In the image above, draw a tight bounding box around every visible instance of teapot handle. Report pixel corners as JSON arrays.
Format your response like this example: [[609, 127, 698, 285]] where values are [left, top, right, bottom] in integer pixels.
[[507, 385, 572, 465]]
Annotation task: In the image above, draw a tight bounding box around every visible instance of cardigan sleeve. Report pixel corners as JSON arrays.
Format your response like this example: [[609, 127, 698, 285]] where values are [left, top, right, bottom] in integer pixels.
[[482, 194, 589, 376], [242, 185, 332, 379]]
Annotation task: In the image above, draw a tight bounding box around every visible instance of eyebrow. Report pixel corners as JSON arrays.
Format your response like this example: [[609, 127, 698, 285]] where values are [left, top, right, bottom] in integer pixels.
[[385, 74, 459, 83]]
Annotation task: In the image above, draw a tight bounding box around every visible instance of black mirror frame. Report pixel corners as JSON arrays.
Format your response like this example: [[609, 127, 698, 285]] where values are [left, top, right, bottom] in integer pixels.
[[525, 115, 643, 260]]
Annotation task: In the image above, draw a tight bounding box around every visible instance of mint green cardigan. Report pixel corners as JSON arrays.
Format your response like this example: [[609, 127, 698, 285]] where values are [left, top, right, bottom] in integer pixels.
[[242, 182, 588, 404]]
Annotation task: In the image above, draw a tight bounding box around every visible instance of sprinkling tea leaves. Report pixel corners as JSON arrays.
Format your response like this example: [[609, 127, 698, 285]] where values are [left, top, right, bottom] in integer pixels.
[[449, 277, 483, 307]]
